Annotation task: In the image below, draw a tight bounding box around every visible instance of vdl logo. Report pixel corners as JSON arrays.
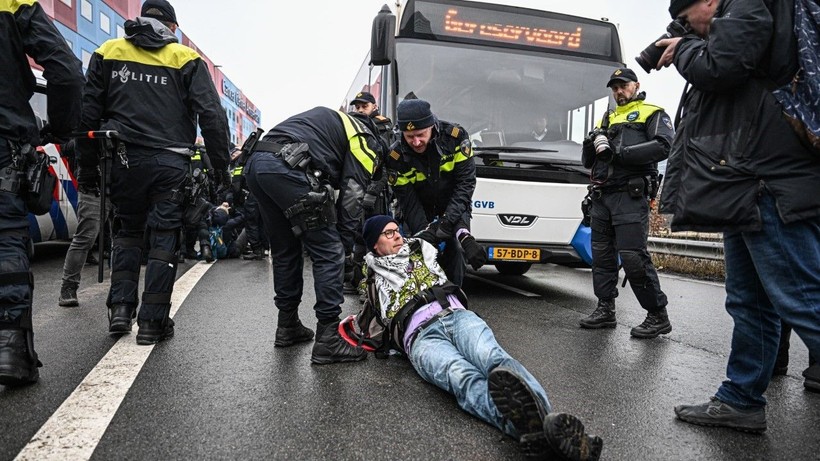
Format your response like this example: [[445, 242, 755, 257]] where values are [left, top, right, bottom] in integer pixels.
[[498, 214, 537, 227]]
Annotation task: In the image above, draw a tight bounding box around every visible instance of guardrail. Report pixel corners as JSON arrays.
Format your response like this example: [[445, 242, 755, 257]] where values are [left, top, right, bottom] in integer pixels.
[[648, 237, 724, 261]]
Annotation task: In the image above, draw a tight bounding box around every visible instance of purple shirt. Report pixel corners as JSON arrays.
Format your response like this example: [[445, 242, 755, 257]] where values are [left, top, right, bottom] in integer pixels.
[[403, 294, 466, 354]]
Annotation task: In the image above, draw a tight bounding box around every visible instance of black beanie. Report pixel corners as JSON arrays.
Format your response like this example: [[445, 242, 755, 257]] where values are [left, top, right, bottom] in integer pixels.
[[397, 99, 436, 132], [141, 0, 178, 25], [363, 215, 399, 252], [669, 0, 699, 18]]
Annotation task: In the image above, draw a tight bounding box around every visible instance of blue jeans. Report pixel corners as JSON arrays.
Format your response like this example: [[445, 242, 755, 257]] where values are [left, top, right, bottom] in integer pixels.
[[717, 191, 820, 408], [409, 310, 552, 437]]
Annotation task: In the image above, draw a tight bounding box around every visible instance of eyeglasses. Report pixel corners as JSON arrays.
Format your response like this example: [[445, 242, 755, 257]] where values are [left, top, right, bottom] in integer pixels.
[[380, 228, 400, 239]]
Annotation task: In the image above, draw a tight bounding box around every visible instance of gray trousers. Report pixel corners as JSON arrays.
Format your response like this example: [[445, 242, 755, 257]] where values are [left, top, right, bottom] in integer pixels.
[[61, 191, 106, 286]]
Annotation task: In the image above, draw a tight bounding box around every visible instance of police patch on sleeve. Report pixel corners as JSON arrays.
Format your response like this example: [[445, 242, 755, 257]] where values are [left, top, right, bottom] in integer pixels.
[[389, 150, 400, 161], [387, 171, 398, 186], [450, 127, 460, 138], [460, 140, 473, 158], [662, 116, 673, 130]]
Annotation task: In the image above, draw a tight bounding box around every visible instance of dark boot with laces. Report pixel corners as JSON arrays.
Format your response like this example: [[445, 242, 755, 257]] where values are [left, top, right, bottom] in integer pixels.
[[630, 307, 672, 338], [579, 299, 616, 329], [58, 282, 79, 307], [311, 319, 367, 365], [0, 328, 40, 386]]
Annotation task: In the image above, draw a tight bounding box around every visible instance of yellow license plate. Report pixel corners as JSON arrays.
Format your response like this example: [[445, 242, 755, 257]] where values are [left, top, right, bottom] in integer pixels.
[[490, 247, 540, 261]]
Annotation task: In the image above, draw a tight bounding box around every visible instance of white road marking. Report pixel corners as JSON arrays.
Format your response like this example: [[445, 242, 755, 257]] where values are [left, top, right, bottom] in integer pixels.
[[465, 273, 541, 298], [15, 262, 214, 461]]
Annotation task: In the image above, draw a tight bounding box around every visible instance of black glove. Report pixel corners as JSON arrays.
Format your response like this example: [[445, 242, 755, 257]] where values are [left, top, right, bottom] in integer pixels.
[[434, 220, 454, 241], [413, 222, 440, 245], [459, 233, 487, 270]]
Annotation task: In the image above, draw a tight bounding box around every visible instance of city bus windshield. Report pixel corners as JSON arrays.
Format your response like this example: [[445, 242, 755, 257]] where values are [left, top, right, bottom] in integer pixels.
[[393, 39, 615, 164]]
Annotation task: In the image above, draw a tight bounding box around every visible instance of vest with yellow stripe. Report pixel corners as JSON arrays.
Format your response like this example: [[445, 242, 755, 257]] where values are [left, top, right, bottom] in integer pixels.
[[592, 98, 668, 186], [386, 120, 476, 233]]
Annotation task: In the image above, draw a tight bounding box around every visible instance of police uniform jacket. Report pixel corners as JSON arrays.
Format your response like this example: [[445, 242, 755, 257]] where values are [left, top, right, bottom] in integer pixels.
[[582, 94, 673, 187], [659, 0, 820, 232], [262, 107, 381, 253], [0, 0, 83, 149], [386, 120, 476, 234], [79, 17, 229, 171]]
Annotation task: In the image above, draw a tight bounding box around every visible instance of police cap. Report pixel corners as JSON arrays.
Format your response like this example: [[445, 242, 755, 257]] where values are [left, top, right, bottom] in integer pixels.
[[350, 91, 377, 105], [606, 68, 639, 88]]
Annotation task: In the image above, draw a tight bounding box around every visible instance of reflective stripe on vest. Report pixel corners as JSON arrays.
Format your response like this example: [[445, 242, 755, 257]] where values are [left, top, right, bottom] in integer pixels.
[[604, 100, 663, 127], [232, 166, 243, 177], [336, 111, 377, 174]]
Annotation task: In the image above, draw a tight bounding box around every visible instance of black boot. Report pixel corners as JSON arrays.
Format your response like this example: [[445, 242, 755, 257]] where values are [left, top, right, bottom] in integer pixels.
[[201, 244, 214, 263], [0, 328, 40, 386], [579, 299, 616, 329], [804, 363, 820, 393], [108, 304, 136, 335], [242, 247, 265, 260], [310, 319, 367, 365], [58, 282, 79, 307], [488, 366, 550, 457], [136, 318, 175, 345], [543, 413, 604, 461], [630, 307, 672, 338]]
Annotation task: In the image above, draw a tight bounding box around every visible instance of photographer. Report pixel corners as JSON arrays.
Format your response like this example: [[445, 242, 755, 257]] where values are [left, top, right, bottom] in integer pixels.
[[655, 0, 820, 432], [579, 68, 674, 339]]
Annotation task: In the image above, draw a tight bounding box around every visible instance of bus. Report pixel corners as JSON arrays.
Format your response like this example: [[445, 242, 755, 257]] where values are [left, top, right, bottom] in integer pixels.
[[28, 80, 81, 244], [344, 0, 624, 275]]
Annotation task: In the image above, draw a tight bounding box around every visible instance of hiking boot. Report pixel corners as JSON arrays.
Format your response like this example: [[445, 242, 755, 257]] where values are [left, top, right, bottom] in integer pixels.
[[630, 307, 672, 338], [58, 282, 79, 307], [804, 363, 820, 393], [108, 304, 136, 335], [674, 396, 767, 433], [136, 318, 175, 345], [242, 247, 265, 260], [0, 329, 39, 386], [543, 413, 604, 461], [488, 366, 550, 457], [579, 299, 616, 329], [310, 320, 367, 365], [201, 244, 214, 263], [85, 252, 99, 265], [275, 321, 315, 347]]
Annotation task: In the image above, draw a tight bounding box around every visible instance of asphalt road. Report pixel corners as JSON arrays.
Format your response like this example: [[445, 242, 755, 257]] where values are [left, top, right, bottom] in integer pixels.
[[0, 243, 816, 460]]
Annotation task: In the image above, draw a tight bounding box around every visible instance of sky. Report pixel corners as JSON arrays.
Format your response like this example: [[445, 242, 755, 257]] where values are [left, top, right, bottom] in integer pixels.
[[171, 0, 687, 129]]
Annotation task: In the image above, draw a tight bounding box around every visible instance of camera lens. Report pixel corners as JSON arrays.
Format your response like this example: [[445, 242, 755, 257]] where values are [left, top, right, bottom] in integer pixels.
[[634, 18, 688, 73]]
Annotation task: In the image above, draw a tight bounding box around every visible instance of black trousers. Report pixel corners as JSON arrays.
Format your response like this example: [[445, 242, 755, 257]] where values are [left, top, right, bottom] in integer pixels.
[[590, 190, 667, 312], [107, 151, 187, 321]]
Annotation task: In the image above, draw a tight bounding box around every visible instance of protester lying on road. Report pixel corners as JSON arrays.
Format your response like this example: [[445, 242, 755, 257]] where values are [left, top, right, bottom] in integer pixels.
[[340, 215, 603, 460]]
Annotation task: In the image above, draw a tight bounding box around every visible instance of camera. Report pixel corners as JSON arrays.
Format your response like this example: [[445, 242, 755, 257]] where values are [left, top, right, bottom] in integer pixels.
[[635, 18, 689, 73]]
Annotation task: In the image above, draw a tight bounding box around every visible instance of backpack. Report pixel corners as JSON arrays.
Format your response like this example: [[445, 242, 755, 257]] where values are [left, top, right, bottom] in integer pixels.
[[208, 226, 229, 260], [338, 240, 468, 357], [771, 0, 820, 156]]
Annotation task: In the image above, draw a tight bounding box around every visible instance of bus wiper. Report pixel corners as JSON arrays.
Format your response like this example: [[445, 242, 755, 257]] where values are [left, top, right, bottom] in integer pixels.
[[474, 146, 558, 154]]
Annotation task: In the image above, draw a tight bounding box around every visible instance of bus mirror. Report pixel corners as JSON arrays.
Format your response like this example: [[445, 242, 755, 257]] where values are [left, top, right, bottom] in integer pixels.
[[370, 4, 396, 66]]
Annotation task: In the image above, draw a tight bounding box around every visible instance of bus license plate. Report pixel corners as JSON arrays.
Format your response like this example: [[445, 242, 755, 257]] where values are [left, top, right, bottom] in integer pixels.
[[490, 247, 540, 261]]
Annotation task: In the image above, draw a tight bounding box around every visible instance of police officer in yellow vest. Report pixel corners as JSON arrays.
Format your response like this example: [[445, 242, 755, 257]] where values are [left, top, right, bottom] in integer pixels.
[[244, 106, 383, 364], [580, 68, 674, 338]]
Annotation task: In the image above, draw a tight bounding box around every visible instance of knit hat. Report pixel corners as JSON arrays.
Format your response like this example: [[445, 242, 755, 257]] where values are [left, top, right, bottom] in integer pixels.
[[669, 0, 699, 18], [396, 99, 436, 132], [363, 215, 399, 252], [141, 0, 178, 25]]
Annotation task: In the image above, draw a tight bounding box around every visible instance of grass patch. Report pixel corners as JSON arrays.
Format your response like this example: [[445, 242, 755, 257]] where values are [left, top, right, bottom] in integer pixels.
[[652, 253, 725, 282]]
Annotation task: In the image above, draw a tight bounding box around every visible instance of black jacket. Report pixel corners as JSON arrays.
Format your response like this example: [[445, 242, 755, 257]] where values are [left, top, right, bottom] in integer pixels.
[[386, 120, 476, 234], [0, 1, 83, 147], [263, 107, 382, 252], [79, 17, 229, 171], [660, 0, 820, 232]]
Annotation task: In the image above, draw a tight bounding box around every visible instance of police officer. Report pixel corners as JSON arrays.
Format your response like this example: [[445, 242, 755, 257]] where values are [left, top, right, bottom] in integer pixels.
[[77, 0, 229, 345], [182, 141, 214, 263], [0, 0, 84, 385], [350, 91, 394, 146], [579, 68, 673, 338], [244, 106, 382, 364], [385, 99, 486, 287]]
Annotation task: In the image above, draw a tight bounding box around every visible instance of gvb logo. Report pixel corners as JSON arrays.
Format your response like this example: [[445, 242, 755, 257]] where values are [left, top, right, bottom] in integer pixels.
[[498, 214, 537, 227]]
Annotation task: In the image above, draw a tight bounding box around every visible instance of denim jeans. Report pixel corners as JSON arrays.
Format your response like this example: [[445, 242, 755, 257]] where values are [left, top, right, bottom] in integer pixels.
[[717, 191, 820, 409], [409, 310, 552, 437], [61, 191, 104, 285]]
